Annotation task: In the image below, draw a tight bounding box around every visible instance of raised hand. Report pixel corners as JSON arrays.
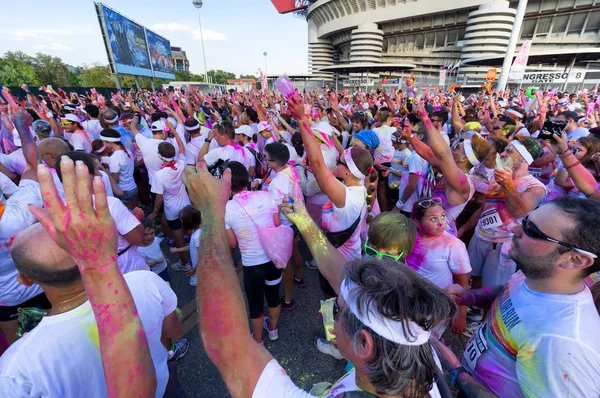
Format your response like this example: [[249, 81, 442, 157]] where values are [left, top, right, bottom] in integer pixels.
[[183, 162, 231, 215]]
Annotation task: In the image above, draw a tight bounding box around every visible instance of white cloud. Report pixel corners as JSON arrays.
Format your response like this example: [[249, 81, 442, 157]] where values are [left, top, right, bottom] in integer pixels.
[[32, 42, 74, 52], [152, 23, 227, 41], [14, 28, 77, 41]]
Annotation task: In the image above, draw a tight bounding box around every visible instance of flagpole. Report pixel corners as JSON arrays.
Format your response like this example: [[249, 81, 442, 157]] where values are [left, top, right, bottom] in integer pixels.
[[497, 0, 529, 92]]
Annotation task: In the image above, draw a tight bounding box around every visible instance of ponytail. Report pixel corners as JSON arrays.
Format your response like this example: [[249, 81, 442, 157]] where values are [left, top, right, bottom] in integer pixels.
[[365, 166, 378, 223]]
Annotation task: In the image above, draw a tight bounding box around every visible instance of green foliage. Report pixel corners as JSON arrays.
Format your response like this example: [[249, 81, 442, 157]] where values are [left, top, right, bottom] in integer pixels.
[[206, 69, 236, 85], [174, 70, 205, 82]]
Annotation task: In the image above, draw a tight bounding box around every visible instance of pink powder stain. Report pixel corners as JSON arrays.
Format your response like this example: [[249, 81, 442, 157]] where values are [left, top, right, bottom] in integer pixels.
[[114, 289, 119, 295], [563, 374, 569, 380]]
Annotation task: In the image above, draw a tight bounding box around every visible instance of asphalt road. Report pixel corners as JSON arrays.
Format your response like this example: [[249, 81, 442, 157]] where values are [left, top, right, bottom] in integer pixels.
[[165, 249, 469, 397]]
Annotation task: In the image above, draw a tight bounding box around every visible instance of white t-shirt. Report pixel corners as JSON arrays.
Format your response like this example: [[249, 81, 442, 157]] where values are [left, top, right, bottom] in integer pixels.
[[98, 170, 114, 197], [252, 358, 442, 398], [0, 180, 44, 306], [462, 271, 600, 398], [321, 185, 367, 261], [134, 134, 164, 187], [0, 271, 176, 398], [150, 155, 191, 221], [388, 148, 411, 187], [225, 191, 278, 266], [397, 152, 429, 213], [373, 124, 395, 164], [108, 149, 136, 191], [0, 172, 18, 204], [567, 127, 589, 143], [405, 231, 472, 289], [106, 196, 149, 274], [190, 229, 201, 269], [81, 119, 102, 140], [185, 136, 205, 166], [204, 144, 255, 171], [0, 149, 26, 176], [136, 237, 167, 275], [69, 130, 93, 153], [267, 166, 303, 227]]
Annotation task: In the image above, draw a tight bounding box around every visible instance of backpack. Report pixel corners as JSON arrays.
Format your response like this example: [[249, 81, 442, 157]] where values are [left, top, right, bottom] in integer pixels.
[[246, 146, 264, 179]]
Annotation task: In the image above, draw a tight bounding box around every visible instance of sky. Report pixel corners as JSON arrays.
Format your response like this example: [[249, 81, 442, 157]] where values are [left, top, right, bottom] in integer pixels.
[[0, 0, 308, 78]]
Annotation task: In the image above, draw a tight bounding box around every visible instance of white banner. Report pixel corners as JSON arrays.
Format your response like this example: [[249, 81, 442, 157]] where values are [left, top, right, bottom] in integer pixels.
[[439, 69, 447, 88], [342, 78, 375, 87], [508, 40, 532, 81], [520, 71, 586, 84]]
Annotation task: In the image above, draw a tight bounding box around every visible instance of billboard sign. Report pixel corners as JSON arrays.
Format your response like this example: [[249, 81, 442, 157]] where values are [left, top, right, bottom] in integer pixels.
[[520, 71, 585, 84], [95, 3, 152, 77], [146, 29, 175, 80], [271, 0, 312, 14]]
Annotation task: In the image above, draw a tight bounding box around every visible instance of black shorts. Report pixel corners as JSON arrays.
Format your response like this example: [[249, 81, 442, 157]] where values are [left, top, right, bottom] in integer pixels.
[[167, 218, 182, 231], [157, 268, 171, 283], [0, 293, 51, 322], [243, 261, 282, 318]]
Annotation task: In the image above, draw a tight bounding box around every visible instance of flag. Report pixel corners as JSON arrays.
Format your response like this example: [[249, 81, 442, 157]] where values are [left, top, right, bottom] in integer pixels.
[[508, 40, 532, 81]]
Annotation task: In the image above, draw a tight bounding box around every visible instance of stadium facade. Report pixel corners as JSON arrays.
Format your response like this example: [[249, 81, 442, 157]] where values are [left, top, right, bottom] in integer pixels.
[[283, 0, 600, 89]]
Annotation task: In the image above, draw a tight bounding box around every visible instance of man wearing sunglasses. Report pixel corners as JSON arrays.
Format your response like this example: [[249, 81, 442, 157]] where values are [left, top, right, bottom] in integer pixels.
[[441, 197, 600, 398]]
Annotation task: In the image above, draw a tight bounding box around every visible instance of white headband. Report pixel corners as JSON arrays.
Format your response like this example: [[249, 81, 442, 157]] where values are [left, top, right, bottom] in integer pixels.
[[578, 117, 586, 123], [340, 279, 430, 346], [104, 115, 119, 123], [510, 141, 534, 165], [184, 122, 201, 131], [463, 140, 480, 167], [344, 149, 365, 180], [506, 109, 524, 119], [94, 144, 107, 154], [99, 134, 121, 143], [158, 154, 175, 162]]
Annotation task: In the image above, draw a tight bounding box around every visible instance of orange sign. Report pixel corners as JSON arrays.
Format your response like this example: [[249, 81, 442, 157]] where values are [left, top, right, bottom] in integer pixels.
[[486, 68, 497, 82]]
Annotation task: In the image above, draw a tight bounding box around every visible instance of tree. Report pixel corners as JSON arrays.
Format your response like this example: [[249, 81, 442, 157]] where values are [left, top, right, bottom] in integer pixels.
[[0, 51, 39, 86], [239, 74, 258, 80], [207, 69, 235, 85], [32, 53, 71, 87], [79, 64, 117, 88], [174, 70, 204, 82]]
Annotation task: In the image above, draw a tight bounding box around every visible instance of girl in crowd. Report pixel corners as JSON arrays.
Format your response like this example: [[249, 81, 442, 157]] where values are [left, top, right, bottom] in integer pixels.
[[372, 110, 396, 211], [550, 136, 600, 200], [225, 161, 283, 345], [170, 206, 203, 286], [405, 197, 471, 334], [100, 128, 138, 210]]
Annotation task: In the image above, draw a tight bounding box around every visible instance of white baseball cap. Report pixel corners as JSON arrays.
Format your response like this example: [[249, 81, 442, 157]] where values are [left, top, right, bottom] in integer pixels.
[[257, 121, 271, 133], [151, 120, 165, 132], [235, 125, 254, 138], [63, 113, 81, 125]]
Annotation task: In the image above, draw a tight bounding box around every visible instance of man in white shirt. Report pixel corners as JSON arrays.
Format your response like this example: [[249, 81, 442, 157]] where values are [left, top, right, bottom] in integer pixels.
[[395, 150, 429, 217], [183, 118, 214, 166], [440, 197, 600, 397], [0, 223, 181, 398], [81, 104, 102, 140], [131, 117, 167, 188], [61, 114, 93, 152], [199, 122, 255, 173], [558, 110, 590, 143]]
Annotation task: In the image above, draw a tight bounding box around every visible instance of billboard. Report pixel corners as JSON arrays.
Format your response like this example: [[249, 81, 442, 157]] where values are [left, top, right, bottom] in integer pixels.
[[146, 30, 175, 80], [271, 0, 312, 14]]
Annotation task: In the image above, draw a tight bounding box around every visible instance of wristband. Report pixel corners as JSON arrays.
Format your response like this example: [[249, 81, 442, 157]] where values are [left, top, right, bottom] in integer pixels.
[[46, 112, 53, 118], [395, 200, 404, 209], [564, 160, 581, 170], [450, 366, 468, 387], [556, 148, 570, 156]]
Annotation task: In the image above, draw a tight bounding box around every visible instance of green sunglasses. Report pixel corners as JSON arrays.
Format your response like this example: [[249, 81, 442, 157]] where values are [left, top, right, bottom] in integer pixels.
[[363, 239, 404, 261]]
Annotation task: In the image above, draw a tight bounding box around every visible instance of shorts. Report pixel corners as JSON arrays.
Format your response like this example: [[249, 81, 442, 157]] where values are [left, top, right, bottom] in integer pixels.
[[119, 187, 139, 204], [0, 293, 52, 322], [167, 217, 182, 231], [318, 271, 336, 299], [243, 261, 283, 319], [157, 267, 171, 283], [468, 235, 516, 287]]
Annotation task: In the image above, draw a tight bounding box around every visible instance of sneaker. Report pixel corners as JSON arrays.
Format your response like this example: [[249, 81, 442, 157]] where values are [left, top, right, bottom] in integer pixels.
[[305, 260, 317, 270], [189, 274, 197, 286], [466, 308, 483, 323], [280, 297, 295, 311], [171, 262, 192, 272], [169, 337, 189, 362], [263, 317, 279, 341], [293, 277, 305, 288], [314, 337, 343, 360], [462, 321, 482, 338]]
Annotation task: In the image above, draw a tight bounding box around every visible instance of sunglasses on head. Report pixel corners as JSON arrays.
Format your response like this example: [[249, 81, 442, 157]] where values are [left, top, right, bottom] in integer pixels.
[[522, 216, 597, 258], [418, 197, 443, 209], [363, 239, 404, 261]]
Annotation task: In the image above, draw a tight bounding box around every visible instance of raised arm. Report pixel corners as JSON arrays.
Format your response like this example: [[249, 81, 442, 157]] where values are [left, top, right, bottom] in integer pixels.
[[13, 109, 40, 181], [289, 94, 347, 208], [183, 164, 273, 397], [31, 159, 157, 397]]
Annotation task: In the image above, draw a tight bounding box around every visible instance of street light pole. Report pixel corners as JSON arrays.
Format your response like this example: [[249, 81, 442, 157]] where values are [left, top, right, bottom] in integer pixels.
[[263, 52, 268, 91], [193, 0, 209, 84]]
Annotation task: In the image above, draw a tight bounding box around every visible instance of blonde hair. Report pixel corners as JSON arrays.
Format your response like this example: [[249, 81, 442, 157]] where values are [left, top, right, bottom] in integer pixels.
[[367, 212, 417, 257]]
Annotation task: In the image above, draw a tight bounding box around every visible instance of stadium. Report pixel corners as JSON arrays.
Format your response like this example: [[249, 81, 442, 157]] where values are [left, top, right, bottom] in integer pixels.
[[272, 0, 600, 90]]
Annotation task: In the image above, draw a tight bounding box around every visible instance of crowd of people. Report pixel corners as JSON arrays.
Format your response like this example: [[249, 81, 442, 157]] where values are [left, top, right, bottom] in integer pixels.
[[0, 78, 599, 397]]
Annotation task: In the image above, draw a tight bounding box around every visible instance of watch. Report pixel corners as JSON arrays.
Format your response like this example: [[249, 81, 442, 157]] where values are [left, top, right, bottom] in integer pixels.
[[450, 366, 468, 387], [204, 138, 211, 143]]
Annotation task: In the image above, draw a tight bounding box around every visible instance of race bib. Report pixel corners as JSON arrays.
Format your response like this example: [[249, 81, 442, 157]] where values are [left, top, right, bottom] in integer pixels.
[[528, 167, 542, 179], [479, 208, 503, 230], [464, 322, 488, 370]]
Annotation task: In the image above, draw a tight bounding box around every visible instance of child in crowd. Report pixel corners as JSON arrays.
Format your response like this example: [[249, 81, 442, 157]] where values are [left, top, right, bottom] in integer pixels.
[[170, 206, 202, 286], [387, 134, 411, 207], [136, 219, 172, 284]]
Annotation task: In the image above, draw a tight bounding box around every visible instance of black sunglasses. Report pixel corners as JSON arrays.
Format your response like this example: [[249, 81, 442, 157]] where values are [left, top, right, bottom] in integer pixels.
[[522, 216, 597, 258]]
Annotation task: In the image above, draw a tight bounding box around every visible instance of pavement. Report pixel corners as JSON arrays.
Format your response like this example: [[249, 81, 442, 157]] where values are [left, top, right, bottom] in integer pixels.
[[164, 249, 470, 397]]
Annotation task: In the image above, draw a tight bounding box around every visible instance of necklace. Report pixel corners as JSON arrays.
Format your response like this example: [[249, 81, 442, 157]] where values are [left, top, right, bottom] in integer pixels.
[[48, 290, 88, 316]]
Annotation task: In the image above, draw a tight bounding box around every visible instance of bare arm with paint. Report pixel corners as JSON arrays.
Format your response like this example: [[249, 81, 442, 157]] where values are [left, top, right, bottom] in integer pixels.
[[13, 109, 40, 181], [30, 158, 157, 398], [446, 283, 503, 310], [495, 168, 546, 219], [183, 163, 273, 397]]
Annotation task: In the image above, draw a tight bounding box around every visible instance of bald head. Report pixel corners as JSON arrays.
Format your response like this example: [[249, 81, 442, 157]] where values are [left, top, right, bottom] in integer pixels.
[[12, 223, 80, 287], [39, 138, 69, 158]]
